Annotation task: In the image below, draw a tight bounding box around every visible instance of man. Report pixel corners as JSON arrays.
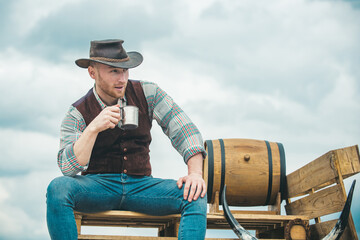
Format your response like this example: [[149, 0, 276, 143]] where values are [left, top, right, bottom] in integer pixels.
[[46, 39, 207, 239]]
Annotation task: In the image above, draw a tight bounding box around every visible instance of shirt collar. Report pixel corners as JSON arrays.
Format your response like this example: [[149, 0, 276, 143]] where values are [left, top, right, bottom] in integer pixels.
[[92, 85, 127, 109]]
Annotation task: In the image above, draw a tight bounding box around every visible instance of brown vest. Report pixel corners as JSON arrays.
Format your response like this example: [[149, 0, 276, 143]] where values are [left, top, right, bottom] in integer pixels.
[[73, 80, 152, 176]]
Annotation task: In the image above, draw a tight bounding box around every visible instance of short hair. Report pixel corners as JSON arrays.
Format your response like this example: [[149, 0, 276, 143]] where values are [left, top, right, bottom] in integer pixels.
[[89, 61, 97, 68]]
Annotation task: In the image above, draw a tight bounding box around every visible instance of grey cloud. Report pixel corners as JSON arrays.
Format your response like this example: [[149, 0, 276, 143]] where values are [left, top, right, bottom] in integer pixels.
[[0, 59, 84, 136], [0, 1, 17, 46], [323, 0, 360, 8], [146, 0, 360, 108], [0, 170, 58, 240], [0, 0, 178, 135], [0, 129, 59, 176], [10, 0, 176, 63]]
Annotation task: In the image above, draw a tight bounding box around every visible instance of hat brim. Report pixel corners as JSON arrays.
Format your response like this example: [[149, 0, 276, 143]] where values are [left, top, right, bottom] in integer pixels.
[[75, 51, 143, 69]]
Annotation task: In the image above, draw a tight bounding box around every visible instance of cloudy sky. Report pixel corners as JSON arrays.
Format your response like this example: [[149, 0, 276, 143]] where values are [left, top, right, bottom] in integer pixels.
[[0, 0, 359, 239]]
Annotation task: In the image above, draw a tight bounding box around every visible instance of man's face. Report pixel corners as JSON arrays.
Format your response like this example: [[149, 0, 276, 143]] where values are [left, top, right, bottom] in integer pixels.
[[88, 63, 129, 105]]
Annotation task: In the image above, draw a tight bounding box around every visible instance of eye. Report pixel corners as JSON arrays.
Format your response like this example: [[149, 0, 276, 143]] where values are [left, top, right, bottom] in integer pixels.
[[110, 68, 127, 73]]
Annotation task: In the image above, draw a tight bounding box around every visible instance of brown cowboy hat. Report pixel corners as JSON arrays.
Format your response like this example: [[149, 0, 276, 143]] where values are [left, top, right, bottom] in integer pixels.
[[75, 39, 143, 69]]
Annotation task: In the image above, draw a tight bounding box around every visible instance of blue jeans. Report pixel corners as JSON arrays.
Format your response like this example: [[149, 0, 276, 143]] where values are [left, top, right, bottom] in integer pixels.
[[46, 174, 207, 240]]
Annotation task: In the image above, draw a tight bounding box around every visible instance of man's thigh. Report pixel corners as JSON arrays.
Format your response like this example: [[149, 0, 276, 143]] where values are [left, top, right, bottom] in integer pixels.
[[121, 176, 185, 215], [48, 174, 124, 213]]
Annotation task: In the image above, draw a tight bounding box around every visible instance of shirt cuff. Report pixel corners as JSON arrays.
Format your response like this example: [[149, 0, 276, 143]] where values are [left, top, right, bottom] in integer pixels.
[[60, 143, 87, 175], [183, 145, 207, 164]]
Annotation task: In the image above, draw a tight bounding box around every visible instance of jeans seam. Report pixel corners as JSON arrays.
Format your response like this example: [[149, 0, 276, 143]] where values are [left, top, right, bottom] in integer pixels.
[[73, 191, 115, 210]]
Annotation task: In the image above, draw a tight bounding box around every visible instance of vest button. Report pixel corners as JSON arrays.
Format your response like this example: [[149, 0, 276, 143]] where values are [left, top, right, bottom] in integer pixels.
[[123, 169, 127, 173], [124, 156, 127, 160]]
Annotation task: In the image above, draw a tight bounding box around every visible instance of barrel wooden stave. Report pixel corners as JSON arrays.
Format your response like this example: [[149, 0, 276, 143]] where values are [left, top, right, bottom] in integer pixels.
[[204, 138, 285, 206]]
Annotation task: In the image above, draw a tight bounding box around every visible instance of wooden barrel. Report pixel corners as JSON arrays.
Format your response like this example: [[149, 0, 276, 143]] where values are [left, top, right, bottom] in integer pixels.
[[203, 138, 286, 206]]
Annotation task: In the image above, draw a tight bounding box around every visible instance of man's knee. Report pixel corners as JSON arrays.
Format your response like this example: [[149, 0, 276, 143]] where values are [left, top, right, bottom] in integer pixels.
[[46, 176, 75, 204], [194, 194, 208, 212], [183, 193, 208, 215]]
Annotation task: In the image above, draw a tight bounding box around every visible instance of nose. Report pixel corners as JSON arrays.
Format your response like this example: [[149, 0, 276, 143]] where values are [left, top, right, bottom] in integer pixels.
[[117, 70, 128, 83]]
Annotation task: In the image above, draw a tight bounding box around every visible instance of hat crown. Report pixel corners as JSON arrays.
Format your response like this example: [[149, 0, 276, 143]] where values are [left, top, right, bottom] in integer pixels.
[[90, 39, 128, 60], [75, 39, 143, 69]]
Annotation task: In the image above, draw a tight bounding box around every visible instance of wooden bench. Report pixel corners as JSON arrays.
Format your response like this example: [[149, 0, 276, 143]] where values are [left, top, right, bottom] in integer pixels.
[[285, 145, 360, 240], [75, 210, 310, 239], [75, 190, 310, 239], [75, 145, 359, 239]]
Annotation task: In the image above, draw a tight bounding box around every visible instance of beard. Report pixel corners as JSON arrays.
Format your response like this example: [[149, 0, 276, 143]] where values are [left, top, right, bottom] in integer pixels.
[[95, 71, 128, 105]]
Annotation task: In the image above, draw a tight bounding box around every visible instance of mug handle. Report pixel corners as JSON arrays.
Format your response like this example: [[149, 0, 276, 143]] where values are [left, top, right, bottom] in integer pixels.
[[119, 107, 125, 128]]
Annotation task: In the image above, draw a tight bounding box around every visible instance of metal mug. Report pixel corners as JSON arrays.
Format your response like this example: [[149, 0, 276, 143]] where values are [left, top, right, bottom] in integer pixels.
[[118, 105, 139, 130]]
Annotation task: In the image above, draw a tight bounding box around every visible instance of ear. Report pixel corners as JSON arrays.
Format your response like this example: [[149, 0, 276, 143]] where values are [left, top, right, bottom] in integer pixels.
[[88, 65, 96, 79]]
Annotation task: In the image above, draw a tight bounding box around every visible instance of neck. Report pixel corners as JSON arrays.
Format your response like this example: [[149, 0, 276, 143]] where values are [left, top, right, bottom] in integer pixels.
[[94, 86, 119, 106]]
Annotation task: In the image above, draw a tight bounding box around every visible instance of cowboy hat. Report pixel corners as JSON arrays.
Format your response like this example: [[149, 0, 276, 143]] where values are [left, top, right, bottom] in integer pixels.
[[75, 39, 143, 69]]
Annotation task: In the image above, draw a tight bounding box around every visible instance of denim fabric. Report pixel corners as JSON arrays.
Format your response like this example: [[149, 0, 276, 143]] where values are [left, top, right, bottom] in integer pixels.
[[46, 174, 207, 239]]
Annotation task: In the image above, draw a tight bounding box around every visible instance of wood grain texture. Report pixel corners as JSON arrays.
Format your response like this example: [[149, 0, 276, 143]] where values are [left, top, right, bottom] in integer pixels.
[[204, 138, 283, 206], [286, 145, 359, 198], [285, 184, 345, 219]]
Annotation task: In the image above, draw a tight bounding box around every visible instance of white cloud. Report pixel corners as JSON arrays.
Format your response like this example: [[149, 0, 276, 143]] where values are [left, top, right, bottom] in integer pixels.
[[0, 48, 93, 134], [0, 128, 59, 174], [0, 170, 58, 239], [9, 0, 85, 36]]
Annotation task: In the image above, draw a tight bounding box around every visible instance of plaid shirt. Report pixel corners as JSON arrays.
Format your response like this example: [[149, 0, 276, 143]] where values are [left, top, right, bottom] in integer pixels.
[[57, 81, 206, 176]]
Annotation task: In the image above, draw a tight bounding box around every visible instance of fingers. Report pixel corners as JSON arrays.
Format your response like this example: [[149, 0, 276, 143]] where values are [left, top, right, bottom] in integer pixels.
[[107, 115, 120, 128], [183, 180, 192, 201], [91, 105, 122, 132], [187, 181, 197, 202], [181, 175, 207, 202], [103, 107, 121, 129], [201, 180, 207, 198], [189, 180, 205, 202], [107, 105, 121, 118], [177, 177, 184, 189], [193, 181, 203, 200]]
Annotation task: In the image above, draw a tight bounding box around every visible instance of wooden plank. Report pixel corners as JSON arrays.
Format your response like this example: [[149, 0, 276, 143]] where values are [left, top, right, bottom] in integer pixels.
[[77, 211, 309, 223], [79, 236, 177, 240], [286, 145, 359, 198], [286, 151, 336, 198], [77, 211, 180, 220], [77, 210, 309, 234], [78, 236, 284, 240], [310, 219, 354, 240], [285, 184, 345, 219], [220, 210, 278, 215], [75, 213, 83, 234], [82, 221, 168, 228], [335, 145, 360, 179], [268, 192, 281, 215], [207, 213, 309, 222]]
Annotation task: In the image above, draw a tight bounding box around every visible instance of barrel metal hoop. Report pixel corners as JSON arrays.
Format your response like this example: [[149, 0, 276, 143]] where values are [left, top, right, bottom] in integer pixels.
[[265, 140, 273, 205], [219, 139, 226, 204], [206, 140, 214, 203], [277, 142, 286, 200]]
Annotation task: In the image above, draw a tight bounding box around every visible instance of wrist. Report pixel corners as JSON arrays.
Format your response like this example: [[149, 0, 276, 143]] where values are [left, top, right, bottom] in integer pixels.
[[187, 153, 203, 176], [188, 170, 202, 176], [86, 122, 100, 135]]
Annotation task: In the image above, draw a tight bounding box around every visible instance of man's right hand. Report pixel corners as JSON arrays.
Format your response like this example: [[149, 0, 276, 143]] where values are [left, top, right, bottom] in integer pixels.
[[88, 104, 121, 133]]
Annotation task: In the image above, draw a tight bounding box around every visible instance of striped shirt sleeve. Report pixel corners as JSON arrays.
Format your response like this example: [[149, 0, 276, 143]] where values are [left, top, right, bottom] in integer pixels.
[[57, 105, 87, 176], [141, 81, 206, 163]]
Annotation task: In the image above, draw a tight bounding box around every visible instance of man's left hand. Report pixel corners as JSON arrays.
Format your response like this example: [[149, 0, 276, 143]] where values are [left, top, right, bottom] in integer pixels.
[[177, 173, 207, 202]]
